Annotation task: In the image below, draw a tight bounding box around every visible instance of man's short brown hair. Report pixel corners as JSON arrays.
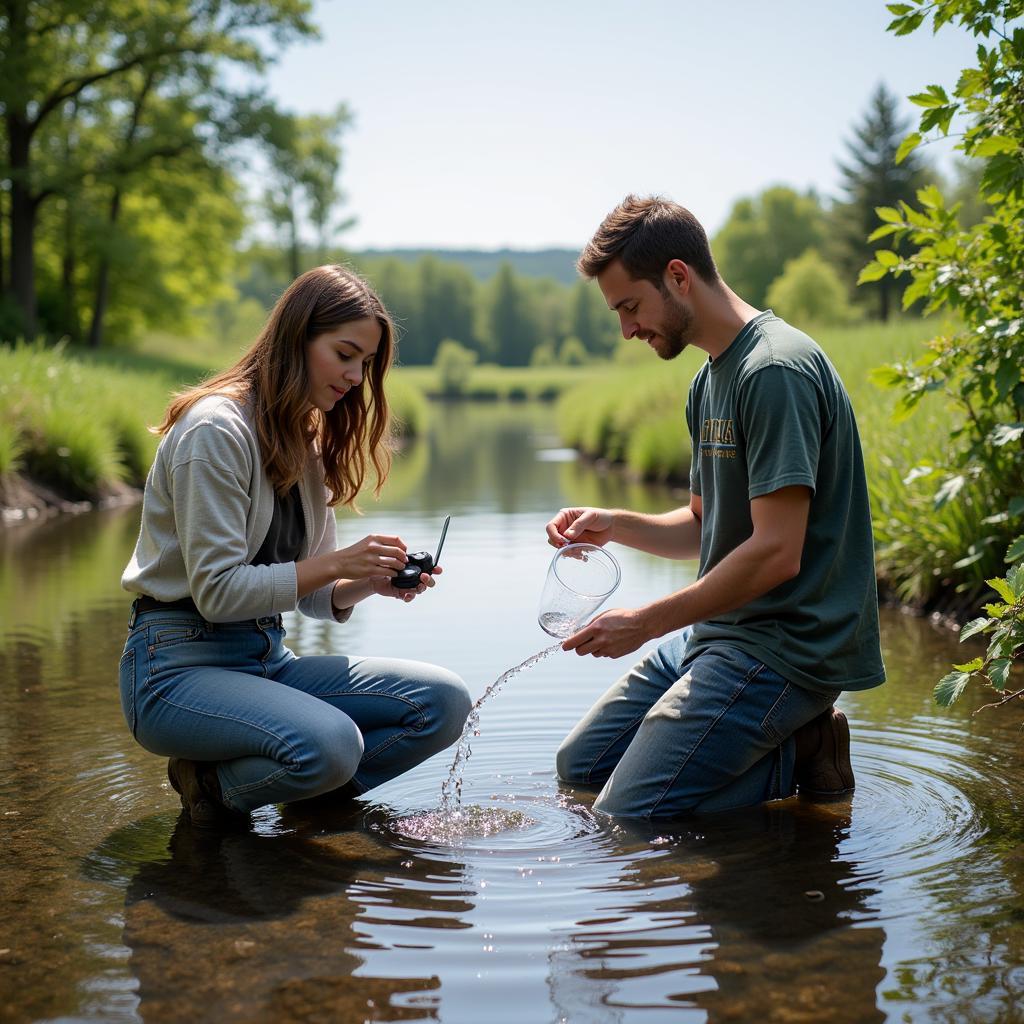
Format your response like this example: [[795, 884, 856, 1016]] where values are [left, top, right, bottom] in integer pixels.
[[577, 194, 719, 288]]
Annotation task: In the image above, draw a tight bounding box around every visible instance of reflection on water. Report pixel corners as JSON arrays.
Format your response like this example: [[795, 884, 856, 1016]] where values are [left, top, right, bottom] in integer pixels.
[[2, 403, 1023, 1023], [82, 813, 457, 1021]]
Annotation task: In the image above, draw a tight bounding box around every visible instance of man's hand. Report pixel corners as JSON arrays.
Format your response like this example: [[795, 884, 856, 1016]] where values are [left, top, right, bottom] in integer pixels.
[[561, 606, 652, 659], [546, 507, 615, 548]]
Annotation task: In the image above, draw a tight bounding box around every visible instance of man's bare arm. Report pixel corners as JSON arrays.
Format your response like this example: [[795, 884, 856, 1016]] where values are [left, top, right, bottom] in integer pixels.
[[644, 487, 809, 633], [607, 496, 703, 560], [547, 495, 703, 561], [562, 487, 811, 659]]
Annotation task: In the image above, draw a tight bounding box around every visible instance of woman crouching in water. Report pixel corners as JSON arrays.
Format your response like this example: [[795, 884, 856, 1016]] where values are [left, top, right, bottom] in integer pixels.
[[119, 265, 471, 828]]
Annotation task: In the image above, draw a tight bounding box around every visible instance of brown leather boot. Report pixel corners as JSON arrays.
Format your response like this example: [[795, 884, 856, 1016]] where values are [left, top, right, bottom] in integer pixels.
[[794, 708, 855, 798], [167, 758, 248, 829]]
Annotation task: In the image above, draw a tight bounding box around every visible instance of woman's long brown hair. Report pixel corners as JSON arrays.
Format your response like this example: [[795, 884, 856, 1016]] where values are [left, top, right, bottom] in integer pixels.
[[156, 265, 395, 507]]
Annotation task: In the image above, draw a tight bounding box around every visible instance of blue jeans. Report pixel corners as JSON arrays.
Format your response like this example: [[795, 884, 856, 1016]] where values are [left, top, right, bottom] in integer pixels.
[[119, 606, 471, 814], [556, 628, 836, 819]]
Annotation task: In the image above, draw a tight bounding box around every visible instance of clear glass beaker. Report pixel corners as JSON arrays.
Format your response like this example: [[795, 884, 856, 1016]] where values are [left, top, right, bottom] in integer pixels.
[[538, 543, 621, 638]]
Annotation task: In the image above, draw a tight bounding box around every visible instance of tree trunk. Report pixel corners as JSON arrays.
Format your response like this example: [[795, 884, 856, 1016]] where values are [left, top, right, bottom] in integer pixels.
[[0, 180, 6, 297], [3, 0, 36, 334], [60, 101, 81, 342], [61, 198, 81, 343], [0, 186, 6, 298], [6, 117, 37, 335], [86, 190, 120, 349], [87, 70, 155, 349]]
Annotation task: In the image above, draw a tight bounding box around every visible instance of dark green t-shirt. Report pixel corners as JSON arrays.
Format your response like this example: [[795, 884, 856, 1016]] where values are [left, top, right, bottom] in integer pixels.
[[684, 311, 884, 694]]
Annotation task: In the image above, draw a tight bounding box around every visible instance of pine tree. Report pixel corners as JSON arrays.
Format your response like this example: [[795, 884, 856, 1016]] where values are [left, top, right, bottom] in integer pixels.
[[833, 82, 929, 320]]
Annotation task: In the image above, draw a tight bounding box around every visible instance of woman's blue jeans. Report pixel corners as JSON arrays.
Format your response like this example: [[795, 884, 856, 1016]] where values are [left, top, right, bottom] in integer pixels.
[[119, 605, 472, 814], [556, 628, 836, 819]]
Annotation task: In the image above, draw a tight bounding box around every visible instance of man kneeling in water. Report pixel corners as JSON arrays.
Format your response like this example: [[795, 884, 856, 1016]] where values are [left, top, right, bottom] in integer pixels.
[[547, 195, 883, 819]]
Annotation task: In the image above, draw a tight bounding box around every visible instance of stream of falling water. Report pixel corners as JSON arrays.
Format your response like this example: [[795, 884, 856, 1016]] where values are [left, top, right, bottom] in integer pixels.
[[393, 642, 564, 843]]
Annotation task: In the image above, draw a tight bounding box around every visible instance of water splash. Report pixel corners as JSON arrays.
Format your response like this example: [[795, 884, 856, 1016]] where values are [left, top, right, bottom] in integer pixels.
[[440, 641, 563, 816], [391, 803, 534, 844], [392, 641, 563, 844]]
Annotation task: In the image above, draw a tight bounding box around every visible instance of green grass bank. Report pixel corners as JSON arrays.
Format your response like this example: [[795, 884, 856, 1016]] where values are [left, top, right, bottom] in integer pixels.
[[0, 342, 428, 512]]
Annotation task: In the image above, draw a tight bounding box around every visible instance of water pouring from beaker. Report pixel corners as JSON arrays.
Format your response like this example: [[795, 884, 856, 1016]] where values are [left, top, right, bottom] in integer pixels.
[[538, 543, 621, 638]]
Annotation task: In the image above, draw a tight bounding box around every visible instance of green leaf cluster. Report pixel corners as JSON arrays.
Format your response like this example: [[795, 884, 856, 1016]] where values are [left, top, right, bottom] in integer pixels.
[[877, 0, 1024, 710], [433, 339, 478, 397], [261, 104, 354, 279], [935, 554, 1024, 708], [765, 249, 856, 326]]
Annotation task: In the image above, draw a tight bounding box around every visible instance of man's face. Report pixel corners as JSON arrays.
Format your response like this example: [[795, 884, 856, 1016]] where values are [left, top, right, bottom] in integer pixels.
[[596, 259, 696, 360]]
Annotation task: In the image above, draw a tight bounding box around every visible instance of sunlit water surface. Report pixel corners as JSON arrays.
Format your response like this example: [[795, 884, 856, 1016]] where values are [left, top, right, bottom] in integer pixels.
[[1, 403, 1022, 1023]]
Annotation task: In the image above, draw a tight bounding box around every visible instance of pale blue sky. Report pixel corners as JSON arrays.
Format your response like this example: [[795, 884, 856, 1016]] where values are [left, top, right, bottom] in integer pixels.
[[261, 0, 983, 249]]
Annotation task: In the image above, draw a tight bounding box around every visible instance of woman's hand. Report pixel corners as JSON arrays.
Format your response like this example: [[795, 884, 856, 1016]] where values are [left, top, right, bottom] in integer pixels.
[[335, 534, 408, 580], [545, 507, 615, 548], [369, 565, 442, 603]]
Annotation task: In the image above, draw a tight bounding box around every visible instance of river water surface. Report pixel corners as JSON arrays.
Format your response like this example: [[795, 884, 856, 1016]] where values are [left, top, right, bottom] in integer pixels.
[[1, 402, 1022, 1023]]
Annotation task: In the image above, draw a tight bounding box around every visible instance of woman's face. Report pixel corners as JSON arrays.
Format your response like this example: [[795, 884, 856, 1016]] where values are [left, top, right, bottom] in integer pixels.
[[305, 317, 382, 412]]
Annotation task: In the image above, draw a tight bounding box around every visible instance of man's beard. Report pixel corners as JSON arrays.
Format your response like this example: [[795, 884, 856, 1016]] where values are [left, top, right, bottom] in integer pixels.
[[652, 295, 695, 360]]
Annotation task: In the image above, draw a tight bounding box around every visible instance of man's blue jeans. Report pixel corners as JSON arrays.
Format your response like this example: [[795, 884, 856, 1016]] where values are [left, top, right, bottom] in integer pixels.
[[119, 607, 471, 814], [556, 628, 836, 818]]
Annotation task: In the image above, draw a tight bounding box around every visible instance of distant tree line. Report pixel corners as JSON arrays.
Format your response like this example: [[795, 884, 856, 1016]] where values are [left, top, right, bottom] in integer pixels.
[[227, 246, 621, 367]]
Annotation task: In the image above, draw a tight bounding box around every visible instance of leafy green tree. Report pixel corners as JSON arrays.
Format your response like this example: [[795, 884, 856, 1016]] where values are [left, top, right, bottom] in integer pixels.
[[558, 336, 589, 366], [765, 249, 856, 326], [529, 340, 556, 367], [27, 74, 245, 346], [434, 338, 476, 396], [832, 82, 930, 320], [360, 256, 417, 347], [525, 275, 571, 356], [263, 104, 352, 279], [89, 172, 244, 343], [415, 257, 478, 363], [567, 279, 617, 356], [0, 0, 316, 335], [355, 255, 482, 365], [862, 0, 1024, 710], [712, 186, 826, 307], [82, 66, 238, 348]]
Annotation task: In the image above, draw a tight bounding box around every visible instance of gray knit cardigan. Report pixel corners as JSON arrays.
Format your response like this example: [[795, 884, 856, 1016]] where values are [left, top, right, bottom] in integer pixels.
[[122, 394, 349, 623]]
